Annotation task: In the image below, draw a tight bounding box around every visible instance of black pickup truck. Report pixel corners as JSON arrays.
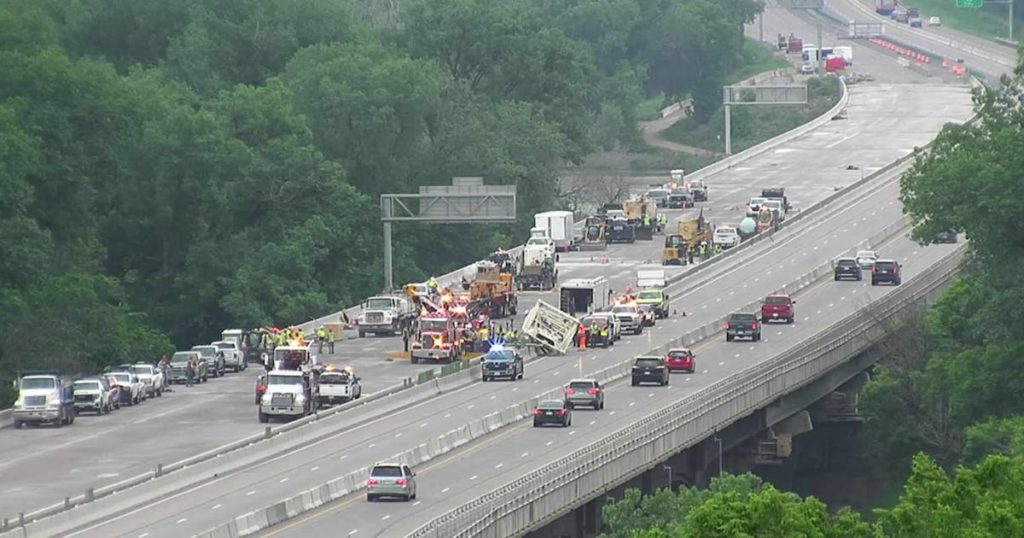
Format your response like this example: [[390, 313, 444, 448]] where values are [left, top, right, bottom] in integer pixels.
[[725, 313, 761, 342]]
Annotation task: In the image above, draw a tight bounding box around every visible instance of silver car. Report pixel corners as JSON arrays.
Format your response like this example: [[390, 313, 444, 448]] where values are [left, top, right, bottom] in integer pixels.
[[366, 463, 417, 502]]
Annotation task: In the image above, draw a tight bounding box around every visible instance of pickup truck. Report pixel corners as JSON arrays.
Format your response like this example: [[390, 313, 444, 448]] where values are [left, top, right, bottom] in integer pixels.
[[725, 313, 761, 342], [212, 340, 247, 372], [760, 294, 795, 324], [481, 349, 524, 381], [317, 370, 362, 406]]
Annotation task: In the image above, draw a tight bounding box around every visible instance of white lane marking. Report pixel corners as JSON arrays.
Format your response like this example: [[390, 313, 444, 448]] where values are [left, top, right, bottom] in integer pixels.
[[442, 487, 451, 493], [609, 411, 616, 416], [395, 433, 402, 438], [590, 420, 596, 425], [803, 317, 809, 321], [649, 393, 655, 398], [512, 387, 519, 391], [176, 518, 187, 524], [629, 402, 636, 407], [685, 377, 692, 382], [749, 346, 755, 351], [413, 501, 421, 506], [569, 430, 576, 435], [139, 534, 149, 538], [534, 379, 540, 383], [368, 443, 376, 449], [310, 466, 319, 472], [382, 515, 391, 521], [702, 369, 709, 374], [719, 361, 725, 366], [716, 298, 721, 302], [522, 452, 530, 458], [467, 404, 475, 410], [734, 353, 740, 358], [816, 310, 822, 315], [247, 490, 256, 496], [349, 531, 358, 536], [280, 477, 289, 483], [495, 463, 504, 469], [840, 297, 846, 301], [340, 454, 348, 460], [777, 331, 783, 335], [420, 423, 428, 428], [444, 413, 451, 418], [489, 395, 496, 400], [470, 475, 478, 480], [546, 441, 554, 446]]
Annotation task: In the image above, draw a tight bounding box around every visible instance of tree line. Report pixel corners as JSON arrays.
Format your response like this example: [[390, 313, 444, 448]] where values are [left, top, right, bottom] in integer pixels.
[[0, 0, 760, 401]]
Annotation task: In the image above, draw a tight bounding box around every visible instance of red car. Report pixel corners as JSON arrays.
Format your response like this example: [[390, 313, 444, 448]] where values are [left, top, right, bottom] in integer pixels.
[[761, 294, 795, 324], [665, 348, 696, 373]]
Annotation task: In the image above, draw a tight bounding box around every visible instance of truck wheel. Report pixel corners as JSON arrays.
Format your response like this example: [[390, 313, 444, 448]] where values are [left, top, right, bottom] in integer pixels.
[[258, 411, 269, 423]]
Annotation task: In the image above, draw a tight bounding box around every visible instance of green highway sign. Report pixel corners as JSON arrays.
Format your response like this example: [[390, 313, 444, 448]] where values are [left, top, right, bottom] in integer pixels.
[[955, 0, 982, 8]]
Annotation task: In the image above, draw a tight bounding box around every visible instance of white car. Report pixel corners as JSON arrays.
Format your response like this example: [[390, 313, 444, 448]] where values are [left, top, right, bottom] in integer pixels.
[[855, 250, 878, 269], [713, 226, 741, 249], [610, 304, 643, 335], [763, 200, 786, 222], [130, 364, 164, 397], [107, 371, 145, 406], [800, 63, 816, 74]]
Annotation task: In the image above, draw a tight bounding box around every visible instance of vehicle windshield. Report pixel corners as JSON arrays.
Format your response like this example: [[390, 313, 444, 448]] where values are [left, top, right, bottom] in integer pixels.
[[268, 374, 304, 386], [837, 259, 857, 266], [21, 378, 56, 390], [485, 351, 515, 362], [132, 366, 152, 375], [371, 466, 403, 478], [646, 190, 668, 199], [611, 306, 637, 314], [875, 261, 897, 269], [420, 319, 448, 332], [109, 373, 131, 383], [635, 358, 662, 367], [214, 342, 233, 349], [764, 296, 791, 305], [638, 291, 661, 300], [668, 350, 691, 358], [856, 251, 876, 258], [569, 381, 595, 390], [273, 349, 308, 364], [365, 298, 394, 309], [319, 373, 349, 384], [538, 400, 564, 410], [730, 314, 757, 322], [192, 347, 216, 357], [527, 238, 549, 246], [74, 381, 101, 391], [171, 353, 194, 363]]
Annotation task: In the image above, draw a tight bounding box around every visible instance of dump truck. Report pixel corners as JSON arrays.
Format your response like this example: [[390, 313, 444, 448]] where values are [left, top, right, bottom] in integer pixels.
[[356, 294, 418, 337]]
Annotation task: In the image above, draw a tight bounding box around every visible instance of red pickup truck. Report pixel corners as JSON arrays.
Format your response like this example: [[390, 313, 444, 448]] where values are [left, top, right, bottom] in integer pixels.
[[761, 294, 795, 324]]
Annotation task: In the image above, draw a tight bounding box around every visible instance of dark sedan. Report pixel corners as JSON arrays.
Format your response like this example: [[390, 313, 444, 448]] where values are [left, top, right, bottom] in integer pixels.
[[533, 399, 572, 427]]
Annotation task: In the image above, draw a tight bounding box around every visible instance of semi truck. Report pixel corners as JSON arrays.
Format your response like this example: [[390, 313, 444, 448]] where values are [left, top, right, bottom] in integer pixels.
[[258, 369, 319, 423], [534, 211, 574, 252], [12, 372, 76, 428]]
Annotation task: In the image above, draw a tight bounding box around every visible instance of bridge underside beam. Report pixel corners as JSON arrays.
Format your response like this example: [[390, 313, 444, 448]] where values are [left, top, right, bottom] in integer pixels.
[[764, 350, 877, 427]]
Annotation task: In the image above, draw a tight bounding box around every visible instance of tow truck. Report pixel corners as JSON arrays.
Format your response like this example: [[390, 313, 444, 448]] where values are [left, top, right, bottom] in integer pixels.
[[411, 311, 464, 364]]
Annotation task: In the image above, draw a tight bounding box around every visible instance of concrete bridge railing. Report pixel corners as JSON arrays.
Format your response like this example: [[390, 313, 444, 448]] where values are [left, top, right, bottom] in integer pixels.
[[408, 244, 966, 538]]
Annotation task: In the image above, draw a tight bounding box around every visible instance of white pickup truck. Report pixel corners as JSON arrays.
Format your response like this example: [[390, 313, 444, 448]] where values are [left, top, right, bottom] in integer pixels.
[[317, 370, 362, 406], [212, 340, 247, 372]]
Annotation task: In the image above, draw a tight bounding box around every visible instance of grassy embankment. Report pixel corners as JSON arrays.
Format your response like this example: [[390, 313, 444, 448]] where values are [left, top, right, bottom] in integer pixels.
[[663, 75, 840, 155]]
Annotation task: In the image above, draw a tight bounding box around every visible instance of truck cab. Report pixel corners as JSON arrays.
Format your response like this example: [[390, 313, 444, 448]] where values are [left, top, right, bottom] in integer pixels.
[[258, 369, 318, 423], [358, 295, 416, 337], [411, 313, 462, 364], [12, 373, 75, 428]]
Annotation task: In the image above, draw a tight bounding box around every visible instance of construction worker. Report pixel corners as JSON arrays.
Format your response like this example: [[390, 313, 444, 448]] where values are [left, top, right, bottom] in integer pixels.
[[428, 276, 439, 291], [700, 241, 708, 260], [642, 214, 651, 228], [316, 326, 330, 354], [402, 325, 411, 353], [158, 354, 171, 393], [687, 246, 696, 265], [577, 323, 588, 350], [185, 357, 196, 387]]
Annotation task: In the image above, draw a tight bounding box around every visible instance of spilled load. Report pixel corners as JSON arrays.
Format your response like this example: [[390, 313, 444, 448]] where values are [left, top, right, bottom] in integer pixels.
[[520, 300, 582, 355]]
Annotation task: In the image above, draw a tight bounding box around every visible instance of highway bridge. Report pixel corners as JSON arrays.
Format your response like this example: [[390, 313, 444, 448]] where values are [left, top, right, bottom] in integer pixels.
[[0, 1, 1011, 536]]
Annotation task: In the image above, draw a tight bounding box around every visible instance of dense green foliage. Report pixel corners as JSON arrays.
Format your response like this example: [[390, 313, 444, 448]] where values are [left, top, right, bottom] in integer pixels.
[[858, 55, 1024, 483], [603, 455, 1024, 537], [0, 0, 760, 402]]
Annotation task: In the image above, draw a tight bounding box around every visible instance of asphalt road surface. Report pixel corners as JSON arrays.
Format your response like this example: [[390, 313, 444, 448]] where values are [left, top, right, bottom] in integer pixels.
[[267, 230, 960, 538], [0, 80, 971, 522], [70, 154, 958, 537]]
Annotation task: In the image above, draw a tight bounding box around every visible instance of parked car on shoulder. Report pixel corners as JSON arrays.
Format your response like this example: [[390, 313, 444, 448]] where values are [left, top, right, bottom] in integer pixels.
[[631, 356, 670, 386], [107, 371, 144, 406], [191, 345, 225, 377], [73, 377, 116, 414], [130, 363, 164, 397], [169, 351, 208, 384], [103, 375, 123, 410], [211, 340, 247, 372]]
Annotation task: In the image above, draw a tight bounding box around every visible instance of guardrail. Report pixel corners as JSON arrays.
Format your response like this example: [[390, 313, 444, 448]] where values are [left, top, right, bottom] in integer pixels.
[[408, 237, 966, 538], [191, 211, 917, 538]]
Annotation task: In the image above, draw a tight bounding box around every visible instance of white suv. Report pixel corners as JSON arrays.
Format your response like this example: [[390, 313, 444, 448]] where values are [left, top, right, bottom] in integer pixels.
[[212, 340, 246, 372], [713, 226, 741, 249], [366, 463, 417, 502]]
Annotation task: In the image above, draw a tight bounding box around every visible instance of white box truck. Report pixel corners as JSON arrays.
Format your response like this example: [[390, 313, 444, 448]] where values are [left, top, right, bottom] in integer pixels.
[[534, 211, 574, 252]]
